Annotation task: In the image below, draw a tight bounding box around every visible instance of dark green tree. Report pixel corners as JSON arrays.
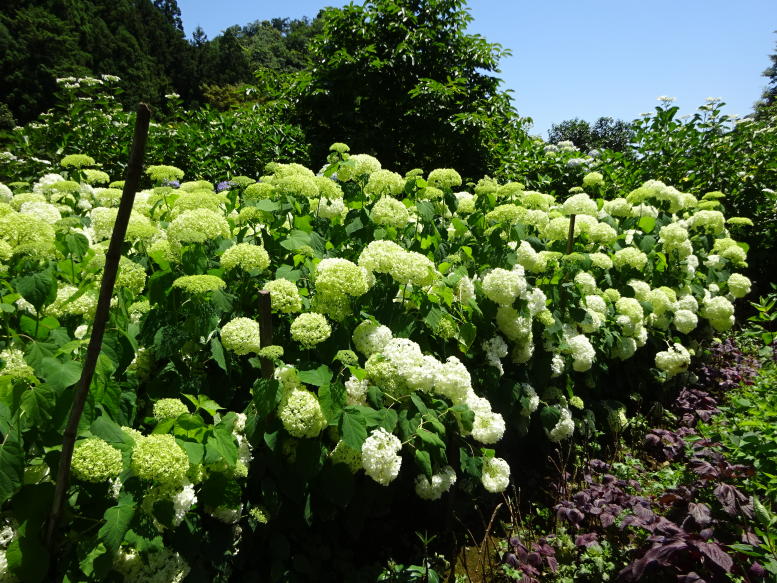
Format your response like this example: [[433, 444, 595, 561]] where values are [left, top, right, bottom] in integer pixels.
[[548, 116, 633, 153], [299, 0, 524, 177], [756, 31, 777, 117]]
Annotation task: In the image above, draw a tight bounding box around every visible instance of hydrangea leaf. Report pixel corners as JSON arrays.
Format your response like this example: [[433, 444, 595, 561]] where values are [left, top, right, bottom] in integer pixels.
[[14, 269, 57, 311], [98, 493, 135, 555], [339, 407, 368, 451], [38, 357, 82, 390], [298, 365, 333, 387]]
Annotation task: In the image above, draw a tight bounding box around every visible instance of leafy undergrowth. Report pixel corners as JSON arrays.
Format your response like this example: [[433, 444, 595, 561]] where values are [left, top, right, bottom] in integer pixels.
[[456, 336, 777, 583]]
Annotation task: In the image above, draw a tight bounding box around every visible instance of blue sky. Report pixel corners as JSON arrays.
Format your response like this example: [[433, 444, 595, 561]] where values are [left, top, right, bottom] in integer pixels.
[[177, 0, 777, 137]]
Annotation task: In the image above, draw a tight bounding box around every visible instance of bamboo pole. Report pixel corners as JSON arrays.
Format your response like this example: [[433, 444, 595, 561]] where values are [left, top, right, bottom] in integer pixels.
[[46, 104, 151, 559], [566, 214, 577, 255]]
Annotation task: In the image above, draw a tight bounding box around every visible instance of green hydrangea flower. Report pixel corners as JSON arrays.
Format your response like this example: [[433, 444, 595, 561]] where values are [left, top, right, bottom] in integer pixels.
[[60, 154, 95, 168], [220, 317, 261, 355], [220, 243, 270, 272], [290, 313, 331, 347], [153, 398, 189, 421], [172, 275, 226, 295], [146, 165, 185, 183], [427, 168, 462, 190], [71, 438, 123, 482], [131, 434, 190, 486], [263, 279, 302, 313]]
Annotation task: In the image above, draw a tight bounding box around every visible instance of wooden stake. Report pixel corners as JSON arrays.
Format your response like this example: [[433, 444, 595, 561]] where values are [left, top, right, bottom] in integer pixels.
[[46, 104, 151, 558], [258, 290, 274, 379], [566, 214, 577, 254]]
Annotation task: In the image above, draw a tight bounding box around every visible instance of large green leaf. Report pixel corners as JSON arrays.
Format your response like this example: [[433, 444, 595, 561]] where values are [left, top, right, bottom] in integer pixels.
[[339, 407, 367, 451], [204, 427, 238, 467], [38, 357, 82, 390], [14, 270, 57, 311], [20, 383, 59, 425], [0, 426, 23, 505], [98, 493, 135, 555], [298, 365, 333, 387]]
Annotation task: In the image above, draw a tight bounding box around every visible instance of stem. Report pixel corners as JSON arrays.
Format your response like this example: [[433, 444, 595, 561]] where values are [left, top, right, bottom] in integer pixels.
[[46, 104, 151, 569]]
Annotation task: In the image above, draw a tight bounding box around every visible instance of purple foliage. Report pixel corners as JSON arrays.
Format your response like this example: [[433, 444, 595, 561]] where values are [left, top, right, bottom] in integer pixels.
[[501, 337, 766, 582]]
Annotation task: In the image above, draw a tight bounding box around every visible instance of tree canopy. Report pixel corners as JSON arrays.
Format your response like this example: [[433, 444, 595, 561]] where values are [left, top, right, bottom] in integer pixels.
[[299, 0, 525, 177]]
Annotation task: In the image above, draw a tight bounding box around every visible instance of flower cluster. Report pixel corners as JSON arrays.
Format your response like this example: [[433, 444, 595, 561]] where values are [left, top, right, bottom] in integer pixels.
[[361, 428, 402, 486]]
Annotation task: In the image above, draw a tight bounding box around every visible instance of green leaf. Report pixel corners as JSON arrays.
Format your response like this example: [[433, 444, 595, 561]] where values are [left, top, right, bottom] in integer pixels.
[[178, 440, 204, 465], [345, 216, 363, 235], [210, 338, 228, 372], [39, 357, 82, 390], [0, 426, 23, 505], [250, 199, 280, 212], [20, 383, 59, 425], [416, 201, 436, 222], [205, 427, 238, 467], [91, 416, 135, 452], [98, 493, 135, 555], [637, 216, 656, 233], [252, 379, 282, 419], [298, 365, 333, 387], [280, 229, 312, 251], [318, 383, 345, 425], [415, 449, 433, 481], [416, 427, 446, 450], [14, 270, 57, 311], [275, 264, 301, 282], [339, 407, 368, 451]]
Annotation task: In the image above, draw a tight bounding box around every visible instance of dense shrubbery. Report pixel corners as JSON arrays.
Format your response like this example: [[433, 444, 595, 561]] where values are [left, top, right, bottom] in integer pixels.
[[0, 137, 758, 580]]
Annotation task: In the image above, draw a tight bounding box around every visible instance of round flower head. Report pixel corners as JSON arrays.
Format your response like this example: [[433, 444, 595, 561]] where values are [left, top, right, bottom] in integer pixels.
[[361, 428, 402, 486], [364, 170, 405, 198], [146, 165, 185, 183], [20, 201, 61, 224], [353, 320, 393, 356], [547, 407, 575, 442], [567, 334, 595, 372], [370, 196, 410, 228], [220, 243, 270, 272], [415, 466, 457, 500], [220, 317, 261, 355], [330, 440, 362, 472], [358, 239, 405, 273], [274, 174, 319, 199], [83, 169, 110, 185], [71, 438, 123, 483], [612, 247, 648, 271], [290, 313, 331, 347], [673, 309, 698, 334], [727, 273, 751, 298], [655, 343, 691, 377], [114, 547, 190, 583], [278, 388, 327, 438], [482, 268, 527, 306], [0, 348, 34, 379], [602, 197, 631, 217], [336, 154, 381, 181], [471, 409, 506, 444], [315, 258, 371, 298], [454, 191, 476, 214], [427, 168, 462, 190], [60, 153, 95, 168], [562, 193, 598, 216], [172, 275, 226, 295], [316, 197, 346, 220], [131, 434, 190, 486], [481, 457, 510, 493], [263, 279, 302, 313], [701, 296, 735, 331], [167, 208, 230, 244], [582, 171, 604, 190], [153, 398, 189, 421], [243, 182, 277, 201]]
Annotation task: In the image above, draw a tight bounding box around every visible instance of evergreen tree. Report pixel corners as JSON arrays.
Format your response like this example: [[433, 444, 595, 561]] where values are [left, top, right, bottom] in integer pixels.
[[756, 31, 777, 116], [299, 0, 523, 177]]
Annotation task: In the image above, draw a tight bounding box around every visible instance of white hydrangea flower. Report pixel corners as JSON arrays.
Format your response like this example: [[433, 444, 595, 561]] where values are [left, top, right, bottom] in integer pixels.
[[547, 407, 575, 442], [361, 428, 402, 486], [345, 376, 370, 406], [352, 320, 393, 357], [415, 466, 457, 500], [655, 343, 691, 377], [481, 457, 510, 493]]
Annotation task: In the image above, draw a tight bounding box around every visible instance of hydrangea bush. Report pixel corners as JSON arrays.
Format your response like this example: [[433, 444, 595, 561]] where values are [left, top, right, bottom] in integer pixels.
[[0, 145, 752, 581]]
